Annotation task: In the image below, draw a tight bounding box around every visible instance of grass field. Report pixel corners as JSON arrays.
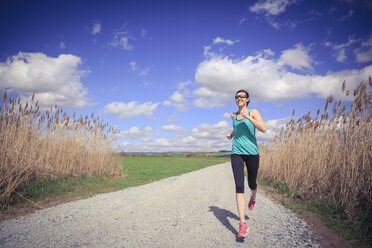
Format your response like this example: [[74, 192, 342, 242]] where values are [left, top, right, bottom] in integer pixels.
[[121, 156, 230, 183]]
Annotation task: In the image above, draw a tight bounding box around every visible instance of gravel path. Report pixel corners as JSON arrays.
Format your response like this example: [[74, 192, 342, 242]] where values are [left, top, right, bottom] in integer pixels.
[[0, 162, 322, 248]]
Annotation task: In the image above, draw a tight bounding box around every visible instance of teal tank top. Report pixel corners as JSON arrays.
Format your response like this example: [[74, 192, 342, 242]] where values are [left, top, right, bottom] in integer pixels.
[[231, 109, 259, 155]]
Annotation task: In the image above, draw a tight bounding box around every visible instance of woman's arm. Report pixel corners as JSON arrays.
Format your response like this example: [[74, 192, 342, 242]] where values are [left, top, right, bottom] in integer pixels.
[[226, 112, 235, 140], [243, 109, 267, 133]]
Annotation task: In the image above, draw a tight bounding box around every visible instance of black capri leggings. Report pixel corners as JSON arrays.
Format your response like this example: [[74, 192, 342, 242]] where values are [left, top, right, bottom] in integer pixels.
[[231, 154, 259, 193]]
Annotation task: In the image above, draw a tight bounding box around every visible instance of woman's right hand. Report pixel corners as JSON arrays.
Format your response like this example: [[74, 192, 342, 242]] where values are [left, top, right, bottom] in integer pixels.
[[226, 133, 232, 140]]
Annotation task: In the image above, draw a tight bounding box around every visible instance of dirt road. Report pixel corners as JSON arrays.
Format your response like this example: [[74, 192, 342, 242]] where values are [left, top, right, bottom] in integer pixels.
[[0, 162, 321, 247]]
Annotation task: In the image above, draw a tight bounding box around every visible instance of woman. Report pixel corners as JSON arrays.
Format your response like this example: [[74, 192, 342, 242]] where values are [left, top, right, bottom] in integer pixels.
[[226, 89, 266, 238]]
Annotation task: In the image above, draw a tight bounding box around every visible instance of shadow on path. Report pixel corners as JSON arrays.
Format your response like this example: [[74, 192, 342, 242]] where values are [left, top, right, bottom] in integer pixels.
[[209, 206, 249, 243]]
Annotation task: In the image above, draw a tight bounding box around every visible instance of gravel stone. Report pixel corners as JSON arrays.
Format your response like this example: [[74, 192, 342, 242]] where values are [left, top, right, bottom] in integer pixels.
[[0, 162, 322, 248]]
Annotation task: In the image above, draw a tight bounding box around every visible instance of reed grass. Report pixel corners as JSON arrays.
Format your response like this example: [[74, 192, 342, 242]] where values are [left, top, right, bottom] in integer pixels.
[[0, 93, 123, 208], [260, 78, 372, 227]]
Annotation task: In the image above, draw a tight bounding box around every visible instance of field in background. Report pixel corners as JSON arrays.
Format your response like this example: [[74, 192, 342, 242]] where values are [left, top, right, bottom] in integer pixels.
[[120, 156, 229, 184], [259, 79, 372, 245]]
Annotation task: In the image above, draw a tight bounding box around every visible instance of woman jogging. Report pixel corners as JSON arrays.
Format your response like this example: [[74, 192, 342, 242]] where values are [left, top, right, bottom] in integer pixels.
[[226, 89, 266, 238]]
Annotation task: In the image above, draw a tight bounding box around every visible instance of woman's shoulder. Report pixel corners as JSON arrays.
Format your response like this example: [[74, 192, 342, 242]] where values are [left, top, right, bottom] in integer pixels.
[[249, 109, 261, 117], [230, 112, 236, 119]]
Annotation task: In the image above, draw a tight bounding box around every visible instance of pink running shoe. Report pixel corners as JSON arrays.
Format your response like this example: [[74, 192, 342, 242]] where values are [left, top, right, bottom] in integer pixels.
[[238, 222, 249, 237], [248, 197, 256, 210]]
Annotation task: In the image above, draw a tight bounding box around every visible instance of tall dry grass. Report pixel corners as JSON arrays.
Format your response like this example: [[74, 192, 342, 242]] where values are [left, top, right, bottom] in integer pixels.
[[0, 93, 123, 208], [260, 78, 372, 223]]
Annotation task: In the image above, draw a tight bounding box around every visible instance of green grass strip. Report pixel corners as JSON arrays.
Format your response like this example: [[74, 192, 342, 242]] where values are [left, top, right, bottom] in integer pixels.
[[16, 156, 229, 205]]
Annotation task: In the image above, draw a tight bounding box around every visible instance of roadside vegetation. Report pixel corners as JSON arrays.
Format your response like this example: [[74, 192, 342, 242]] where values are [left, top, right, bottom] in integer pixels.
[[0, 93, 122, 208], [259, 79, 372, 247]]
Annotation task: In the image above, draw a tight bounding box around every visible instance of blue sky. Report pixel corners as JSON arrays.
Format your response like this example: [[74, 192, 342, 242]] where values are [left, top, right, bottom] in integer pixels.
[[1, 0, 371, 152]]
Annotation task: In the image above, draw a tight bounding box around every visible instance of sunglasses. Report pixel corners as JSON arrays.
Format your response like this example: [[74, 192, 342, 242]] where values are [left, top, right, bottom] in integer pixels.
[[235, 94, 247, 99]]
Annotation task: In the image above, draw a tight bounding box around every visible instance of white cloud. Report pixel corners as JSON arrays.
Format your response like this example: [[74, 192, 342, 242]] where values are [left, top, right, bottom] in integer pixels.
[[171, 91, 186, 102], [193, 86, 225, 108], [355, 47, 372, 63], [102, 101, 159, 119], [263, 49, 275, 56], [193, 48, 372, 108], [341, 9, 354, 21], [204, 37, 239, 57], [222, 112, 231, 119], [326, 33, 372, 63], [249, 0, 298, 29], [141, 81, 153, 87], [140, 29, 147, 38], [129, 61, 151, 76], [178, 81, 192, 89], [154, 138, 171, 146], [120, 142, 130, 147], [329, 4, 356, 22], [256, 117, 291, 143], [119, 36, 133, 51], [118, 120, 233, 152], [267, 19, 280, 29], [161, 124, 185, 133], [163, 81, 192, 112], [361, 33, 372, 47], [142, 137, 152, 142], [111, 26, 134, 51], [163, 101, 188, 112], [324, 36, 359, 62], [263, 16, 297, 30], [337, 48, 347, 62], [265, 18, 297, 29], [0, 52, 93, 109], [60, 41, 66, 49], [213, 37, 239, 46], [354, 33, 372, 63], [191, 121, 230, 139], [129, 61, 137, 71], [118, 126, 159, 139], [203, 45, 212, 57], [92, 22, 101, 35], [250, 0, 297, 16], [324, 37, 357, 50], [165, 115, 178, 122], [279, 43, 313, 70], [139, 67, 150, 76]]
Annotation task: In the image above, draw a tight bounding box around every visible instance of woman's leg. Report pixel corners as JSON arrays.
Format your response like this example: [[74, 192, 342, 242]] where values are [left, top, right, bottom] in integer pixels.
[[245, 155, 259, 207], [236, 193, 245, 223], [231, 154, 246, 223]]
